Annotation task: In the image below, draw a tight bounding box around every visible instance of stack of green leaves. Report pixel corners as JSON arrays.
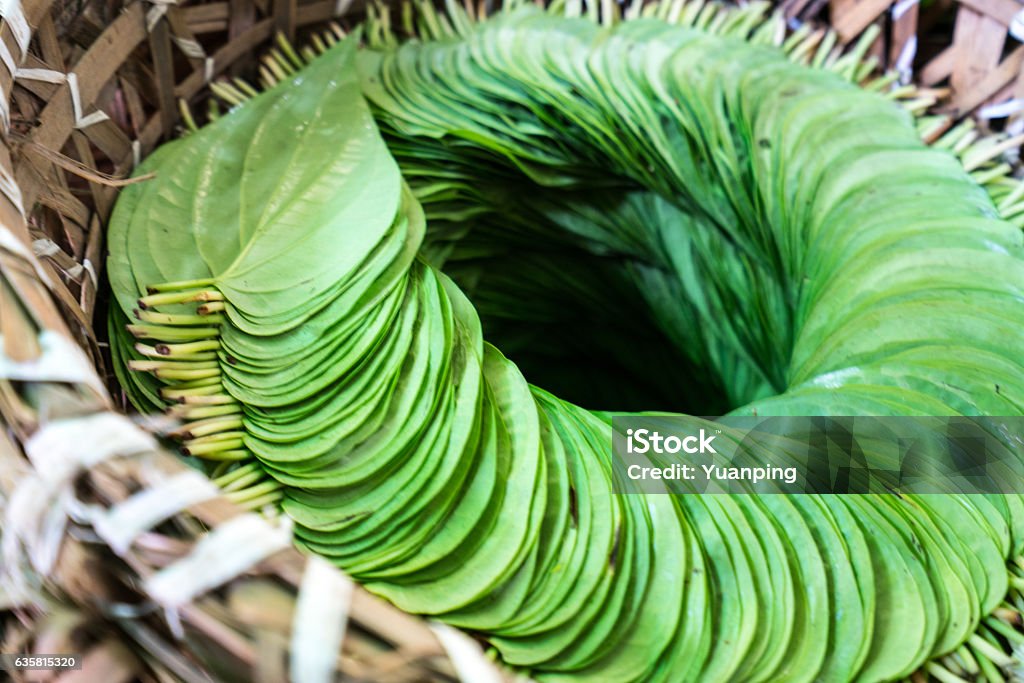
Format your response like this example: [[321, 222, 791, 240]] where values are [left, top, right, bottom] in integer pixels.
[[108, 36, 414, 458], [108, 4, 1024, 681]]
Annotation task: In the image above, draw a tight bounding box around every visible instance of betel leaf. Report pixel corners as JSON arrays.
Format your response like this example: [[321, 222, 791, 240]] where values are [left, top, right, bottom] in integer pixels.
[[108, 34, 402, 333]]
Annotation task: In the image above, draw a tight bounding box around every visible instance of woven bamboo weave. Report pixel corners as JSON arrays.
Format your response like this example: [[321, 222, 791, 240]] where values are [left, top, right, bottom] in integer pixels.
[[789, 0, 1024, 126]]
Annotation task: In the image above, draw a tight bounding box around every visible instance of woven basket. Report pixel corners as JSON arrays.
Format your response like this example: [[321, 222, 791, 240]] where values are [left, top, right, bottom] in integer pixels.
[[0, 0, 1018, 681], [789, 0, 1024, 130]]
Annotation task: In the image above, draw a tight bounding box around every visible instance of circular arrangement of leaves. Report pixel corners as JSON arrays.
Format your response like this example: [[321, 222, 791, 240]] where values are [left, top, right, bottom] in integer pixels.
[[108, 3, 1024, 681]]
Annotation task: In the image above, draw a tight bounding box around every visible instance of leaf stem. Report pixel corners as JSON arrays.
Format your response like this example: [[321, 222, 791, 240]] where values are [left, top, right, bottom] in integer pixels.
[[181, 438, 245, 456], [127, 324, 220, 341], [134, 309, 224, 326], [169, 404, 242, 420], [145, 278, 216, 293], [138, 288, 223, 309], [169, 416, 244, 439]]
